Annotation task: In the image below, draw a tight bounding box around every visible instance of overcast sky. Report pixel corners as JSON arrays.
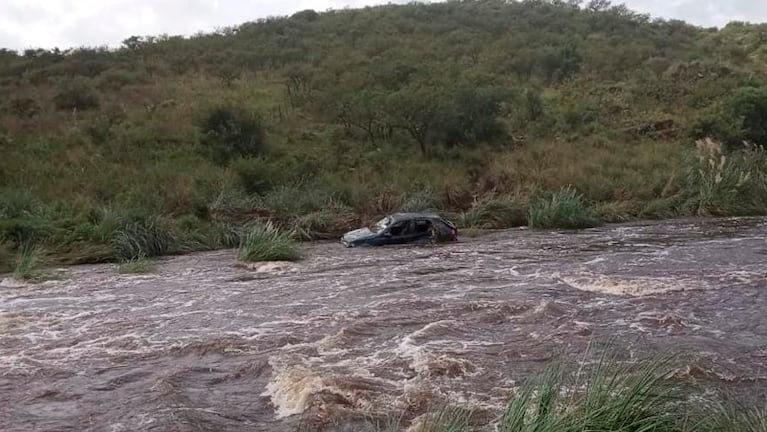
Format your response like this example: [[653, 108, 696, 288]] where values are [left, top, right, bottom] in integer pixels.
[[1, 0, 766, 51]]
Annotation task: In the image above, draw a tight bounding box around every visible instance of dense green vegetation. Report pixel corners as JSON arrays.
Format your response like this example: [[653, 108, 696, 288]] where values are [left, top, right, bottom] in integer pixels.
[[368, 353, 767, 432], [528, 186, 600, 228], [237, 221, 300, 262], [2, 0, 767, 268]]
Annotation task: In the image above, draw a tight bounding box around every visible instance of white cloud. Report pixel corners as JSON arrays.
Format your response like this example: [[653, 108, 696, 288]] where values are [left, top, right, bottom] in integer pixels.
[[1, 0, 765, 51], [622, 0, 767, 27]]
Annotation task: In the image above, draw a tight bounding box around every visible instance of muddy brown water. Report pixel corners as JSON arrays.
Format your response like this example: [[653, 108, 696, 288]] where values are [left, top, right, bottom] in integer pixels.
[[1, 217, 766, 431]]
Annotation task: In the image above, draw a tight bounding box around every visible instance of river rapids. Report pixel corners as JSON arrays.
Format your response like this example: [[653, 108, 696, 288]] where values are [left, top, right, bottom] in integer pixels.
[[1, 217, 766, 431]]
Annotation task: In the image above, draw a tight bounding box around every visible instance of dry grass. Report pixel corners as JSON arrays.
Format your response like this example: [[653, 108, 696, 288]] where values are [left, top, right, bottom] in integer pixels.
[[683, 138, 767, 216], [484, 138, 682, 202]]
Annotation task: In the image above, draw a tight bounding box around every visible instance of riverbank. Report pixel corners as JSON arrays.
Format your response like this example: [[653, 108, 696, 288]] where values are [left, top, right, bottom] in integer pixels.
[[3, 143, 766, 276]]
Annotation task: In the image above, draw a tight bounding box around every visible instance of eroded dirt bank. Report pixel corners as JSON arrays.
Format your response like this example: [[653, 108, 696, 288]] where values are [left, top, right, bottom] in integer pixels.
[[1, 218, 766, 431]]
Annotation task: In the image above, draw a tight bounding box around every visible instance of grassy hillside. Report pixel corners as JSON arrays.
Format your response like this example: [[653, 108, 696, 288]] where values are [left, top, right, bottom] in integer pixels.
[[1, 0, 767, 268]]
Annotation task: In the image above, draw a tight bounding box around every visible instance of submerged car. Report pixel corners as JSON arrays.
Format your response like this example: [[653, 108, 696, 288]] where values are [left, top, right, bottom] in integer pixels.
[[342, 213, 458, 247]]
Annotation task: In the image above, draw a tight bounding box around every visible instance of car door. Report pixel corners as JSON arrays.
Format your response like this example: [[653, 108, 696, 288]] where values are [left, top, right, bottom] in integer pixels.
[[382, 220, 410, 245], [390, 219, 432, 244], [410, 219, 434, 242]]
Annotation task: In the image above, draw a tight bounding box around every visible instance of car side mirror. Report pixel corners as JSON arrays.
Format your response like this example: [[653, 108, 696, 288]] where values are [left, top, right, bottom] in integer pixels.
[[383, 231, 392, 237]]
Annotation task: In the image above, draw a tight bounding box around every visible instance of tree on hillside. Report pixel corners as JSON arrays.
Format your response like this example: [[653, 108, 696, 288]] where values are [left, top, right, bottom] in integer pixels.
[[729, 86, 767, 145], [53, 80, 100, 111], [337, 90, 390, 144], [442, 84, 509, 146], [385, 85, 444, 156], [383, 81, 509, 155], [586, 0, 612, 12], [198, 106, 266, 165]]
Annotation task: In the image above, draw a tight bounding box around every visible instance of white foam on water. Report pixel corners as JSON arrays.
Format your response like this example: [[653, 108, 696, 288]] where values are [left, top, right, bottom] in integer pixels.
[[560, 273, 702, 296], [251, 261, 297, 274], [723, 270, 767, 284], [391, 321, 484, 380], [396, 334, 430, 376], [0, 352, 37, 372], [629, 322, 650, 333], [0, 277, 28, 288], [261, 363, 325, 418]]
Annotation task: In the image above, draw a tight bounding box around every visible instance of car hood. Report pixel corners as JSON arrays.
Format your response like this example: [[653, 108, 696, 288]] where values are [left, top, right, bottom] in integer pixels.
[[342, 228, 377, 242]]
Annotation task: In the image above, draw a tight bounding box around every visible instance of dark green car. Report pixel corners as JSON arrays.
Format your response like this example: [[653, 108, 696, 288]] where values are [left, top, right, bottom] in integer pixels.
[[341, 213, 458, 247]]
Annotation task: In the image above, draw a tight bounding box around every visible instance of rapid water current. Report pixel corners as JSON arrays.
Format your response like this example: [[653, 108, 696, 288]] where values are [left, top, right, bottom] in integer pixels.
[[1, 217, 766, 431]]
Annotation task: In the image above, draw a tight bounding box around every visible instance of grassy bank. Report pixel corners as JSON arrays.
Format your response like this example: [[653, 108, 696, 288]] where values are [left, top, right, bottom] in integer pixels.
[[365, 353, 766, 432], [1, 1, 767, 266], [0, 137, 765, 270]]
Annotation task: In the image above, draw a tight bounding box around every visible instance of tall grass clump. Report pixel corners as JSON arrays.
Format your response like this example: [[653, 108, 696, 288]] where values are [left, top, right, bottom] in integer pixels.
[[291, 205, 359, 241], [682, 138, 767, 216], [237, 221, 300, 262], [640, 197, 680, 220], [259, 184, 332, 216], [118, 253, 153, 274], [12, 244, 46, 281], [364, 350, 766, 432], [367, 405, 473, 432], [457, 196, 527, 229], [113, 216, 180, 260], [529, 186, 601, 229], [696, 399, 767, 432], [207, 186, 257, 217], [0, 242, 10, 273], [0, 191, 55, 248], [208, 222, 244, 249], [0, 188, 41, 219], [593, 201, 640, 223], [499, 353, 678, 432], [401, 189, 442, 213], [91, 207, 151, 242], [411, 406, 473, 432]]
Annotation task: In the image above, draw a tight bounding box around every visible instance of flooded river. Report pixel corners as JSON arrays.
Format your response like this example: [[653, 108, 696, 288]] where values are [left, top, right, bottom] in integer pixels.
[[1, 217, 766, 431]]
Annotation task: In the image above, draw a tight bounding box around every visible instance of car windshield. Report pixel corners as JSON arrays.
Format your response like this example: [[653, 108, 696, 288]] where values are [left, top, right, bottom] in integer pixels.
[[371, 217, 391, 233]]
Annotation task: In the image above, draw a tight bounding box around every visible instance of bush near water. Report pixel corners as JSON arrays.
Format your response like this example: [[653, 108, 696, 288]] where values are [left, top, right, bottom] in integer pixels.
[[237, 221, 300, 262], [368, 352, 767, 432], [2, 1, 767, 266]]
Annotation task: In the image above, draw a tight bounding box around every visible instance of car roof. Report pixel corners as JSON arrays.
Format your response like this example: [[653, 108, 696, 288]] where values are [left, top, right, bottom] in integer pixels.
[[389, 212, 446, 222]]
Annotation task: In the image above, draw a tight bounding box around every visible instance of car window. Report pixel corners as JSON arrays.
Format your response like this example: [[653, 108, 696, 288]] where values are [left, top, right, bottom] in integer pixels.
[[372, 217, 390, 233], [388, 221, 407, 236], [414, 219, 432, 234]]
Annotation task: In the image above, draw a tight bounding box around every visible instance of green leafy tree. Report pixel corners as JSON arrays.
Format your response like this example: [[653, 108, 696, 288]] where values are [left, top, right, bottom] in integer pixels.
[[198, 106, 266, 165], [337, 89, 390, 143], [729, 86, 767, 145], [385, 84, 448, 156], [53, 80, 100, 111], [442, 85, 509, 146]]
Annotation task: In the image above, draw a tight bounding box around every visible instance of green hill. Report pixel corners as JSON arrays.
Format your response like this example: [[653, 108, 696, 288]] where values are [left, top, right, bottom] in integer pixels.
[[1, 0, 767, 266]]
